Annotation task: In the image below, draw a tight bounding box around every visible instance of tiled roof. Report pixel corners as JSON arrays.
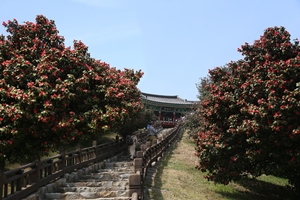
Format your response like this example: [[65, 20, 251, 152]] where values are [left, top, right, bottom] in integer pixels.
[[141, 92, 197, 105]]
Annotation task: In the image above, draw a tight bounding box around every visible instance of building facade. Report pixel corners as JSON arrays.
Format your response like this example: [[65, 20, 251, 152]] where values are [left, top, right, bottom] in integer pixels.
[[141, 92, 197, 128]]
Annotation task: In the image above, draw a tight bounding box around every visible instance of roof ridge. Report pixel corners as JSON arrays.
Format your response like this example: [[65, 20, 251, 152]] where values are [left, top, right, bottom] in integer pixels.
[[141, 92, 198, 105], [141, 92, 178, 99]]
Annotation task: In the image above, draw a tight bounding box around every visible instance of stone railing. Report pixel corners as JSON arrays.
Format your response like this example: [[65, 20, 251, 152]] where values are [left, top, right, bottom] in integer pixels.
[[129, 123, 182, 200], [0, 136, 128, 200]]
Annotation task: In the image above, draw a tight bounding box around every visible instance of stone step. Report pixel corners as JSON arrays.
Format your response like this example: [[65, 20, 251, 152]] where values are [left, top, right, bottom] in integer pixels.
[[62, 180, 128, 188], [44, 198, 131, 200], [79, 172, 132, 181], [98, 167, 133, 173], [44, 190, 129, 199], [57, 185, 126, 193], [104, 162, 133, 169]]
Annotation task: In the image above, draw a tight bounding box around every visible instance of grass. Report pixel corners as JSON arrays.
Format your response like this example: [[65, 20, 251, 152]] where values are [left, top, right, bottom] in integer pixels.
[[144, 130, 299, 200]]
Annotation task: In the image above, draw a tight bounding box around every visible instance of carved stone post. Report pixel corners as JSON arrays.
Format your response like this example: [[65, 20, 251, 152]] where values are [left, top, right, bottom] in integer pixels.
[[0, 158, 4, 200], [129, 174, 142, 198], [140, 144, 147, 153], [134, 158, 143, 173], [76, 144, 82, 168], [136, 151, 143, 158], [59, 147, 66, 176], [0, 170, 3, 200], [92, 140, 97, 161]]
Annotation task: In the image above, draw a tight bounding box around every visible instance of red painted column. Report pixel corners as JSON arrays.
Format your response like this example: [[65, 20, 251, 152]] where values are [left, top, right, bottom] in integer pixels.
[[159, 111, 162, 120]]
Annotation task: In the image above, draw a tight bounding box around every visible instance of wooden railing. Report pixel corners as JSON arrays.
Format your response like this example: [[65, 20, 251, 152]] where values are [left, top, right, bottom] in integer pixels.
[[0, 136, 129, 200], [129, 123, 182, 200]]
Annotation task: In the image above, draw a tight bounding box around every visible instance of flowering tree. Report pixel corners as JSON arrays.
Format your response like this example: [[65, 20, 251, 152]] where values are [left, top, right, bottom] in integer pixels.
[[0, 15, 143, 163], [195, 26, 300, 190]]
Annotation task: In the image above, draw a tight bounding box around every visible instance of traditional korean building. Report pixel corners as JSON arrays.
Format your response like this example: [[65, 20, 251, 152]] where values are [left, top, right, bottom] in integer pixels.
[[141, 92, 197, 128]]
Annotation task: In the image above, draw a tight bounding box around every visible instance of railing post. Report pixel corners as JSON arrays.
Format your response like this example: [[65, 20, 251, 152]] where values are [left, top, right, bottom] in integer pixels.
[[0, 170, 3, 200], [115, 135, 120, 152], [92, 140, 97, 161], [115, 135, 119, 143], [129, 174, 142, 198], [134, 158, 143, 173], [47, 159, 53, 176], [76, 144, 82, 168], [131, 192, 139, 200], [136, 151, 143, 158], [59, 147, 66, 177], [140, 144, 147, 153], [34, 157, 41, 191], [0, 157, 4, 200], [15, 169, 23, 191], [67, 153, 73, 166]]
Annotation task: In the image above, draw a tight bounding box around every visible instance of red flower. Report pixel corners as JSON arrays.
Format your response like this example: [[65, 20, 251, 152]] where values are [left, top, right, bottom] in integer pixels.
[[45, 101, 50, 107], [39, 91, 45, 97], [27, 82, 34, 88], [23, 94, 28, 100]]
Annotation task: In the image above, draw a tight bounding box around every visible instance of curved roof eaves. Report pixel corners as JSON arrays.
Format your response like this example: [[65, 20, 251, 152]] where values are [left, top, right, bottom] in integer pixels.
[[141, 92, 195, 105]]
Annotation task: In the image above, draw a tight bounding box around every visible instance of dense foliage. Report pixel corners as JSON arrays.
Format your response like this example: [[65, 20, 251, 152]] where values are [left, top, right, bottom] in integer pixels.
[[0, 15, 143, 163], [112, 107, 157, 138], [194, 26, 300, 190]]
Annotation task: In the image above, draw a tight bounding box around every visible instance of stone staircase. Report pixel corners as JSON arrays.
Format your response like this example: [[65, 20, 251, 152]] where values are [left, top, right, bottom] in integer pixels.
[[36, 153, 134, 200], [22, 128, 174, 200]]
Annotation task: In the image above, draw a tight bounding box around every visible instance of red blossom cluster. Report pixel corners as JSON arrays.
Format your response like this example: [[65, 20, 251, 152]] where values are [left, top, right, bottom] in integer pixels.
[[195, 26, 300, 190], [0, 15, 143, 162]]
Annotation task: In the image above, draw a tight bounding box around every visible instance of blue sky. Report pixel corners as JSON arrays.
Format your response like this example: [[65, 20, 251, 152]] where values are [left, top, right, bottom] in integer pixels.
[[1, 0, 300, 101]]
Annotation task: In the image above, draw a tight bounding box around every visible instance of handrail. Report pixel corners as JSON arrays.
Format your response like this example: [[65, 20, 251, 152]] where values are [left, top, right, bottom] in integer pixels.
[[0, 135, 132, 200], [129, 123, 182, 199]]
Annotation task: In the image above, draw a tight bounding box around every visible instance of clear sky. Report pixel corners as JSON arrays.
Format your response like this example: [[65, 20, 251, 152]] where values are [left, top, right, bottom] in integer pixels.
[[1, 0, 300, 101]]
